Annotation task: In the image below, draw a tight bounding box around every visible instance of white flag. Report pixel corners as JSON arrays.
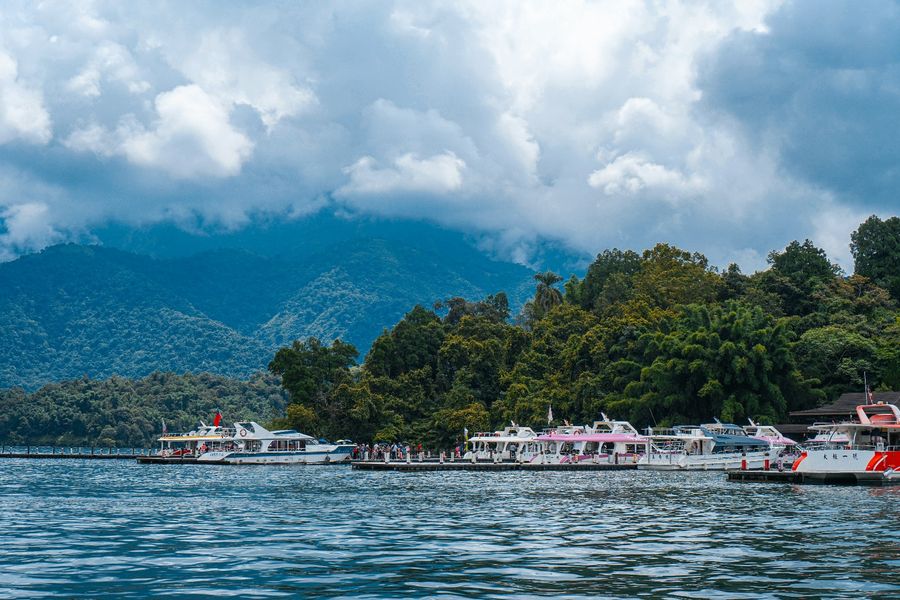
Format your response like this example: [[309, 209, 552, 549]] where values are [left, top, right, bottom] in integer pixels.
[[547, 404, 553, 424]]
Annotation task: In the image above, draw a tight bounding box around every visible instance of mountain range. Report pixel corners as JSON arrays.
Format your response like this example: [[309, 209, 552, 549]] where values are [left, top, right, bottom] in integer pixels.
[[0, 216, 550, 389]]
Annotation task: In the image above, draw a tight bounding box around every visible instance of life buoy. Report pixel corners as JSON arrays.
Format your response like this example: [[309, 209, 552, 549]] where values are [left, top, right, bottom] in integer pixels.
[[239, 428, 248, 437]]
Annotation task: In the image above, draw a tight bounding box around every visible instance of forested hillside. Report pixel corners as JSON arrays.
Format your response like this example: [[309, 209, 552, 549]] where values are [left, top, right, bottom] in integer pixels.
[[3, 216, 898, 448], [269, 216, 900, 448], [0, 232, 534, 389], [0, 372, 288, 447]]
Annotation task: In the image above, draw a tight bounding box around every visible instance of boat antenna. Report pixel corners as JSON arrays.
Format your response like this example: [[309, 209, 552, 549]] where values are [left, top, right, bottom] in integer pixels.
[[648, 407, 658, 426], [864, 371, 875, 404]]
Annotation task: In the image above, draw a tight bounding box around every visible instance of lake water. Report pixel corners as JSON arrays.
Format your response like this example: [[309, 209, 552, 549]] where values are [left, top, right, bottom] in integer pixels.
[[0, 460, 897, 598]]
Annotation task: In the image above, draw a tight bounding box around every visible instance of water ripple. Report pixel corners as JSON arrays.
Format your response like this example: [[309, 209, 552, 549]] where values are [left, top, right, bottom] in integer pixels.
[[0, 460, 897, 598]]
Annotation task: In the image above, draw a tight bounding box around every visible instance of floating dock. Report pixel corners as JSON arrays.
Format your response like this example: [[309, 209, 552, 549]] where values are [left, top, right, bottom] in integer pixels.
[[727, 469, 900, 486], [0, 448, 149, 460], [352, 460, 638, 472], [136, 456, 200, 464]]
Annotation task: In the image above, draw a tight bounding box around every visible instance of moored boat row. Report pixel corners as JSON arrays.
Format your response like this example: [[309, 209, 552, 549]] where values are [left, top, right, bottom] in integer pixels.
[[143, 401, 900, 484], [151, 419, 354, 464], [463, 413, 796, 470]]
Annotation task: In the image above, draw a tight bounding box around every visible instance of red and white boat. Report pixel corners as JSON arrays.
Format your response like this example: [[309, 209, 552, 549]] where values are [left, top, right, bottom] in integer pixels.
[[792, 402, 900, 484]]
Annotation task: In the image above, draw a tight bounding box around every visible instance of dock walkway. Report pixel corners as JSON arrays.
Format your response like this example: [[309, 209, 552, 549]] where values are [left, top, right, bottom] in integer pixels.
[[0, 447, 150, 460], [727, 469, 900, 486], [352, 460, 637, 472], [136, 456, 199, 464]]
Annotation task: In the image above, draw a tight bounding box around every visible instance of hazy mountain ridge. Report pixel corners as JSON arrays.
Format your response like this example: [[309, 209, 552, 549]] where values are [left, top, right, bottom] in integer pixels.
[[0, 234, 536, 389]]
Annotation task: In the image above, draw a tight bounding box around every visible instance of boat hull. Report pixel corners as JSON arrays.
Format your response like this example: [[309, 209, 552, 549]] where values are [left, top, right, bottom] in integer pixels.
[[638, 449, 776, 471], [792, 449, 900, 479], [198, 446, 354, 465]]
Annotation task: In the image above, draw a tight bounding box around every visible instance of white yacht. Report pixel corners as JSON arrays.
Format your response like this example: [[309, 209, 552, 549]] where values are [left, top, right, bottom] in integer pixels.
[[533, 415, 646, 464], [639, 422, 778, 470], [157, 421, 354, 464], [744, 419, 799, 466], [156, 422, 236, 457], [464, 425, 541, 461]]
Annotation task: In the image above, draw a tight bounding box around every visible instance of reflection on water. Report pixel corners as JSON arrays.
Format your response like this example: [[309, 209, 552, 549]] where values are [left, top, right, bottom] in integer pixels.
[[0, 460, 897, 598]]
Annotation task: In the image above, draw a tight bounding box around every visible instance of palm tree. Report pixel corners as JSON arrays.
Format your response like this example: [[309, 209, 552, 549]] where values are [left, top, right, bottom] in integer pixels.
[[533, 271, 563, 313]]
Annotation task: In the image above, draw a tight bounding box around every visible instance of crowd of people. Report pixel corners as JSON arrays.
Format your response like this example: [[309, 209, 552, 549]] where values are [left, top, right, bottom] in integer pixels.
[[350, 442, 466, 462]]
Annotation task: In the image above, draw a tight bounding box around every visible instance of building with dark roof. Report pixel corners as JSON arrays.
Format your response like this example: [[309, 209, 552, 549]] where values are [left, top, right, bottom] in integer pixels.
[[777, 392, 900, 438]]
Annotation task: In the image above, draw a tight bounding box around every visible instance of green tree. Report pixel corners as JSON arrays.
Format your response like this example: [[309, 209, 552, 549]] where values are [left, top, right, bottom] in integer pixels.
[[761, 239, 841, 316], [614, 302, 816, 424], [520, 271, 564, 327], [631, 243, 722, 310], [574, 248, 641, 311], [851, 215, 900, 300], [268, 337, 358, 435]]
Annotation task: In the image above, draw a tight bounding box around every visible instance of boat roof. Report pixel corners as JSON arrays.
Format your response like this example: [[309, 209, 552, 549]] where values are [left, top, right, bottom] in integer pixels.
[[157, 425, 233, 442], [469, 427, 537, 442], [808, 403, 900, 432], [752, 435, 797, 445], [158, 422, 316, 442], [536, 433, 645, 443], [235, 422, 315, 440]]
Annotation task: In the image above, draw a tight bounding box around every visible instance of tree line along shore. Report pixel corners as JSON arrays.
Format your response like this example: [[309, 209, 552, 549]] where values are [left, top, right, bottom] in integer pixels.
[[2, 215, 898, 448]]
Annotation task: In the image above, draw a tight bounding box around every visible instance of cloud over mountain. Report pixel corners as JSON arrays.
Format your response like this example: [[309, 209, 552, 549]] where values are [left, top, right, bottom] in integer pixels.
[[0, 0, 895, 269]]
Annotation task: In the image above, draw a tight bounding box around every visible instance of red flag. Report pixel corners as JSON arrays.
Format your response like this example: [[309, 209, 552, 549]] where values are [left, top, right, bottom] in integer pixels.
[[213, 411, 222, 427]]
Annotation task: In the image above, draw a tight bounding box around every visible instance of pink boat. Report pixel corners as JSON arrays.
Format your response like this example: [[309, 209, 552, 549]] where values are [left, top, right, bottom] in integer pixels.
[[532, 415, 647, 465]]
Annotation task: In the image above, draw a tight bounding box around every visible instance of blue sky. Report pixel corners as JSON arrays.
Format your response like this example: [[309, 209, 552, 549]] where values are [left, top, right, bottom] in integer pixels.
[[0, 0, 897, 270]]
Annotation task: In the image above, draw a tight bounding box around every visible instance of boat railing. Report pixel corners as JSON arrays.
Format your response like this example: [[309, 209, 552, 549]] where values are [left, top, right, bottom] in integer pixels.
[[163, 428, 237, 439], [805, 443, 898, 451], [0, 445, 153, 458]]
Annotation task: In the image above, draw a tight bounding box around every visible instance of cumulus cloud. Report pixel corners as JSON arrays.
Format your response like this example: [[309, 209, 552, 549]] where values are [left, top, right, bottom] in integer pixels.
[[177, 29, 316, 130], [122, 85, 254, 178], [66, 84, 254, 178], [339, 151, 465, 197], [0, 0, 895, 271], [0, 202, 62, 261], [0, 50, 51, 145], [588, 152, 704, 200], [66, 41, 150, 97]]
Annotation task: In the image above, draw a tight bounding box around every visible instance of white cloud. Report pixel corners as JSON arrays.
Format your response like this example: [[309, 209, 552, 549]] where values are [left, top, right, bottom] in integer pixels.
[[66, 41, 150, 97], [588, 152, 704, 200], [0, 202, 61, 260], [338, 152, 465, 197], [0, 0, 889, 272], [177, 29, 315, 130], [66, 84, 254, 178], [0, 50, 51, 145], [122, 85, 253, 178]]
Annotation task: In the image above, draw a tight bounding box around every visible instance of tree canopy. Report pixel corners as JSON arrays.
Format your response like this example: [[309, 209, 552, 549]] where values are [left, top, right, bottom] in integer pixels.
[[262, 218, 900, 447], [4, 216, 898, 448]]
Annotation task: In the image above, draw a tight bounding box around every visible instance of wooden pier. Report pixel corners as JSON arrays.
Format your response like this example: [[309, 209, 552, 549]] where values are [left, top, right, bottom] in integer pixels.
[[352, 460, 638, 472], [136, 455, 200, 465], [0, 447, 150, 460], [727, 469, 900, 486]]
